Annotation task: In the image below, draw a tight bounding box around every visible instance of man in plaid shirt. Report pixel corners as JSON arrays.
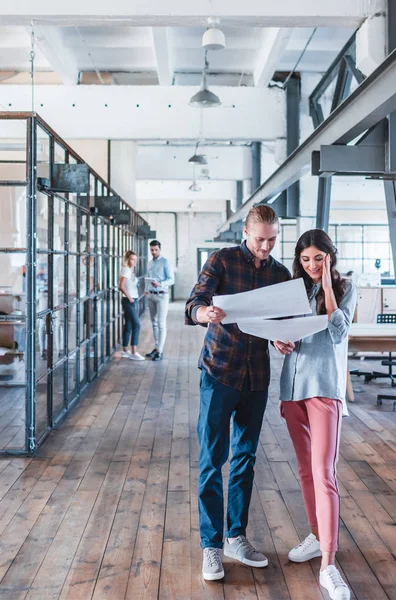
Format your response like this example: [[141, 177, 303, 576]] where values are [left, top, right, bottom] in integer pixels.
[[185, 205, 291, 580]]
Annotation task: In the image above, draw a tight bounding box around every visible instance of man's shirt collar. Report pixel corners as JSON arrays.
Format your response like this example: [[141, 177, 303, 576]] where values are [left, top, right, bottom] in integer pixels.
[[240, 240, 270, 267]]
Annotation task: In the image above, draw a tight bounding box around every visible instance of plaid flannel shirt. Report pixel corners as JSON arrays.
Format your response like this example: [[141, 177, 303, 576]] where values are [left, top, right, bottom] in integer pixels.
[[185, 242, 291, 391]]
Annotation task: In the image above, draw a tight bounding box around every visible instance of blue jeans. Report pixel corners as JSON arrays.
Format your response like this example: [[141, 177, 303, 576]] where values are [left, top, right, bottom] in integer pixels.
[[197, 369, 268, 549], [121, 297, 140, 347]]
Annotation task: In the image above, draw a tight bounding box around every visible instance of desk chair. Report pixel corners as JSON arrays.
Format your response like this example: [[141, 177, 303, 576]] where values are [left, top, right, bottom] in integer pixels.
[[374, 314, 396, 410], [368, 314, 396, 387]]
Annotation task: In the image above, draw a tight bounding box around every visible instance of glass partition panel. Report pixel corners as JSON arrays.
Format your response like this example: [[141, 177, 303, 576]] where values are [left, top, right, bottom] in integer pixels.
[[0, 387, 25, 450], [68, 351, 78, 402], [53, 255, 65, 308], [37, 254, 49, 312], [37, 125, 50, 180], [53, 309, 66, 362], [52, 362, 65, 420], [69, 204, 78, 253], [36, 314, 48, 379], [0, 186, 27, 248], [0, 253, 26, 316], [36, 375, 48, 439], [67, 302, 78, 354], [80, 343, 88, 387], [53, 197, 66, 251], [0, 321, 26, 383], [37, 192, 49, 250]]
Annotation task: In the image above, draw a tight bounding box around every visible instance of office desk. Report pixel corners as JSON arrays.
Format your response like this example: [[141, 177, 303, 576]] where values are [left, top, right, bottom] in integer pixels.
[[348, 324, 396, 353], [347, 324, 396, 401]]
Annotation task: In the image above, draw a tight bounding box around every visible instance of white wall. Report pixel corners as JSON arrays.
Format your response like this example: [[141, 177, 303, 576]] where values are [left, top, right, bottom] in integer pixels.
[[110, 140, 137, 209], [137, 179, 235, 203], [137, 145, 252, 181], [139, 210, 229, 300], [66, 139, 108, 181]]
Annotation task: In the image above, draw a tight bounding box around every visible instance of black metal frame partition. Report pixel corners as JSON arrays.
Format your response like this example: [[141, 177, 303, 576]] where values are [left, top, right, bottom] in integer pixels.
[[0, 112, 148, 455]]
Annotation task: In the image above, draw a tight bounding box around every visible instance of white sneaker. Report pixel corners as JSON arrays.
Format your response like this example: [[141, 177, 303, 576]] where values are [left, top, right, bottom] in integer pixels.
[[320, 565, 350, 600], [129, 352, 145, 361], [202, 548, 224, 581], [121, 351, 132, 359], [288, 533, 322, 562]]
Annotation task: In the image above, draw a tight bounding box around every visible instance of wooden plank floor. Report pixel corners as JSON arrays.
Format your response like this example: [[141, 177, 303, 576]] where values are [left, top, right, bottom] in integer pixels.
[[0, 301, 395, 600]]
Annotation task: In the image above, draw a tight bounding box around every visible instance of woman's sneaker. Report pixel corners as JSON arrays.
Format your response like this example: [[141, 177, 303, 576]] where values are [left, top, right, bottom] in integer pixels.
[[129, 352, 145, 361], [121, 351, 133, 359], [202, 548, 224, 581], [320, 565, 350, 600], [288, 533, 322, 562]]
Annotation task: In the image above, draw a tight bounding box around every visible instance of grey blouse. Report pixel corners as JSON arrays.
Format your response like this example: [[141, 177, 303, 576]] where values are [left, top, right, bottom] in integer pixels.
[[279, 279, 357, 416]]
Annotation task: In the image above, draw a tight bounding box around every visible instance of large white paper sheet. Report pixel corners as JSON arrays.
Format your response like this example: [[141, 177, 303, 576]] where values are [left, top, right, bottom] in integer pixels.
[[212, 278, 311, 325], [237, 315, 328, 342]]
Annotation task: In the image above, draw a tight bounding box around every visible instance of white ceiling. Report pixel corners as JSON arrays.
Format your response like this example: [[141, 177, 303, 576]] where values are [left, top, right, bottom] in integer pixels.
[[0, 24, 355, 84]]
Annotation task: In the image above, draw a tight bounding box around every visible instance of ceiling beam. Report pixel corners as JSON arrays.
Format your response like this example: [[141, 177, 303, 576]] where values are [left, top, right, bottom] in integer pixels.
[[0, 0, 381, 27], [151, 27, 173, 86], [254, 28, 292, 88], [0, 84, 285, 140], [33, 26, 79, 85], [218, 47, 396, 231]]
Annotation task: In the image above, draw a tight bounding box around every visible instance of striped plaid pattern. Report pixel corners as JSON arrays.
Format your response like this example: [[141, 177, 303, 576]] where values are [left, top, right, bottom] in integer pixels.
[[185, 242, 291, 391]]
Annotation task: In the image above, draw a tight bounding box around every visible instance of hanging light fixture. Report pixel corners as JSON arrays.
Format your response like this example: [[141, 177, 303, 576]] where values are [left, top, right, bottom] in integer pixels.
[[202, 17, 226, 51], [189, 153, 208, 165], [189, 52, 221, 108], [189, 163, 201, 192], [188, 142, 208, 165]]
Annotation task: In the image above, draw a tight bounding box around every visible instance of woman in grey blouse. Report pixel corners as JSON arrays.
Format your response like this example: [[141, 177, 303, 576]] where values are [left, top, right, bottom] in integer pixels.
[[274, 229, 356, 600]]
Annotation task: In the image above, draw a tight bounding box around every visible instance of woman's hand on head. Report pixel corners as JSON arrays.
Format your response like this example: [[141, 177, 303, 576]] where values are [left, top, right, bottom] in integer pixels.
[[322, 254, 333, 292], [273, 340, 295, 355]]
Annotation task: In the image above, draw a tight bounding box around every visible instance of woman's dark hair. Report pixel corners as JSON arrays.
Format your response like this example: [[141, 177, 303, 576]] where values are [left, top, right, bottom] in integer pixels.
[[292, 229, 346, 315]]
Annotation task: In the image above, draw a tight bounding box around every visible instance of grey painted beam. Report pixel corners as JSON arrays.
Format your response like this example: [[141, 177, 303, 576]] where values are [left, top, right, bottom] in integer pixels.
[[316, 178, 332, 231], [312, 144, 386, 176], [218, 48, 396, 232]]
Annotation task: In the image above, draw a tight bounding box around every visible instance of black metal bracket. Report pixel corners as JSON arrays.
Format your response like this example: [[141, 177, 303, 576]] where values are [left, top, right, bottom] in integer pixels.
[[50, 164, 90, 193], [137, 224, 156, 238]]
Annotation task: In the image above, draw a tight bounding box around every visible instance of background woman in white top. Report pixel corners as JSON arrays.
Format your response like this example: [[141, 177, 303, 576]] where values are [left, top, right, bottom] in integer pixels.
[[119, 251, 145, 361]]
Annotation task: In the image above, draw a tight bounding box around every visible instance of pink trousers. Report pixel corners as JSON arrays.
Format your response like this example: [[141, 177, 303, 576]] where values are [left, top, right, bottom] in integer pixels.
[[281, 397, 342, 553]]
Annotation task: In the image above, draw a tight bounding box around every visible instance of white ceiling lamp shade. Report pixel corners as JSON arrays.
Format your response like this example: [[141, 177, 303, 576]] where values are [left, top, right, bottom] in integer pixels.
[[189, 182, 201, 192], [202, 18, 226, 51], [189, 54, 221, 108]]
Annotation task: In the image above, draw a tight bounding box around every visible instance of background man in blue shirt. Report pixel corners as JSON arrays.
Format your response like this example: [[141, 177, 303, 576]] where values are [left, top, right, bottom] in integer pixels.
[[145, 240, 175, 361]]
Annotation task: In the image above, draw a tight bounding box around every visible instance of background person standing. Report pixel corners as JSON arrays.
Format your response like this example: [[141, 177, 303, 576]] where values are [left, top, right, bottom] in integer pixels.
[[145, 240, 174, 361], [119, 250, 145, 361]]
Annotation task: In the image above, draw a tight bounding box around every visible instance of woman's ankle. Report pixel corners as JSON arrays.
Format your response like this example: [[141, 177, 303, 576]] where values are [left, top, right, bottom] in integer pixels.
[[311, 527, 320, 541], [320, 551, 336, 570]]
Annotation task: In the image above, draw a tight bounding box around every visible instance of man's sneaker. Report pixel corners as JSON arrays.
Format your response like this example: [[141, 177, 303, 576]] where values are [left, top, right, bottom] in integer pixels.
[[224, 536, 268, 568], [152, 352, 163, 361], [320, 565, 350, 600], [202, 548, 224, 581], [288, 533, 322, 562], [129, 352, 145, 361], [145, 348, 157, 358]]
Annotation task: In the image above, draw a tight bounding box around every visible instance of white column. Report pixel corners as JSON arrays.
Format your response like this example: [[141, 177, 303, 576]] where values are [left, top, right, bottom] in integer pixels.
[[356, 9, 386, 77], [110, 141, 137, 209]]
